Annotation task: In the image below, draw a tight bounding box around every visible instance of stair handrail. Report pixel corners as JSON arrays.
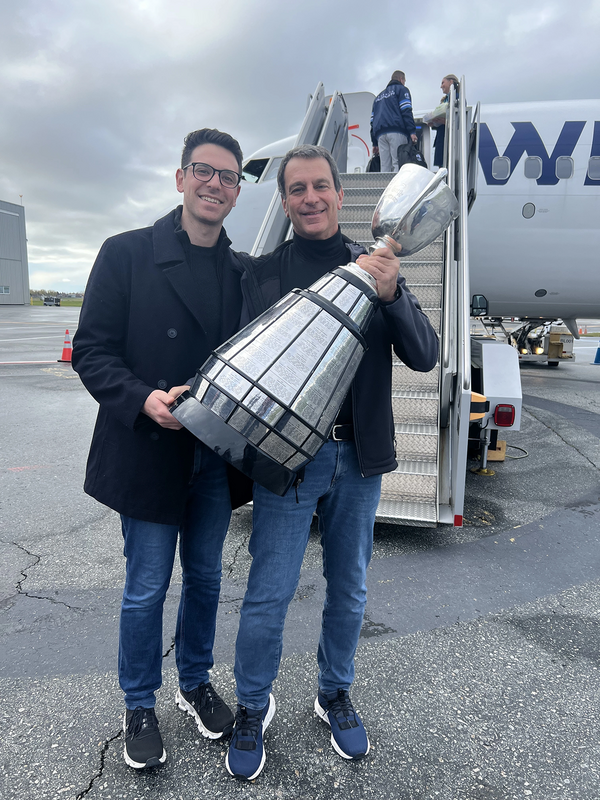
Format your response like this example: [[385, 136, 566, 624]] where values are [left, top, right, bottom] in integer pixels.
[[251, 82, 328, 256], [457, 78, 471, 392], [441, 83, 457, 374]]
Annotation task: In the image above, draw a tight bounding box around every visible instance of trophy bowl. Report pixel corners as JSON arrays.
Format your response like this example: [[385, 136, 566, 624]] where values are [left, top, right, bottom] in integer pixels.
[[371, 164, 459, 257]]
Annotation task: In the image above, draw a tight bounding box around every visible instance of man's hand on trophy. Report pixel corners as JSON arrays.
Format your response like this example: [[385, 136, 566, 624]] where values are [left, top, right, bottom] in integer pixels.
[[142, 389, 184, 430], [169, 384, 191, 401], [356, 244, 401, 303]]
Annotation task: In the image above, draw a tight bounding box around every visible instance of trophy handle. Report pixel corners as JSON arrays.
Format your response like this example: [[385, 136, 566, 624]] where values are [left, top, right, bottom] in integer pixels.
[[369, 168, 451, 255]]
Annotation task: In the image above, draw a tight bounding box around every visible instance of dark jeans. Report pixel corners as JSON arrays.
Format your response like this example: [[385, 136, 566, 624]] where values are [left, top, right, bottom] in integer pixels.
[[119, 444, 231, 709]]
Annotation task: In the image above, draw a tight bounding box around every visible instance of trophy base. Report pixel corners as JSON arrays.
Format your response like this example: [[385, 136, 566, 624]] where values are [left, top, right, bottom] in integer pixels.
[[171, 392, 298, 497]]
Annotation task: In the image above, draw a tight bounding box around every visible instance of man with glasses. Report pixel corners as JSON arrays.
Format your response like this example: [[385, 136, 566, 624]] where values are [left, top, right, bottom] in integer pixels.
[[73, 128, 251, 770]]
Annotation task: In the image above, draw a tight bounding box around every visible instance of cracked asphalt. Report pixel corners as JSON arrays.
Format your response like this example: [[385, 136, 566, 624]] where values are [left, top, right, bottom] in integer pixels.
[[2, 307, 600, 800]]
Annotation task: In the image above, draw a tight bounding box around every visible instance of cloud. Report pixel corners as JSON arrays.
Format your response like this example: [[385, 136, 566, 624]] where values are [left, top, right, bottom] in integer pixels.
[[1, 0, 599, 290]]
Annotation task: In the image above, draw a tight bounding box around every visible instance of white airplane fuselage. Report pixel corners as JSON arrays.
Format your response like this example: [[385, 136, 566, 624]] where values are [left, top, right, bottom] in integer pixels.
[[470, 100, 600, 322]]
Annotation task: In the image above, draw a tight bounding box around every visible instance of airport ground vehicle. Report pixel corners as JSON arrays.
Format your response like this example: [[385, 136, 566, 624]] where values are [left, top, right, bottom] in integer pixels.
[[474, 318, 575, 367]]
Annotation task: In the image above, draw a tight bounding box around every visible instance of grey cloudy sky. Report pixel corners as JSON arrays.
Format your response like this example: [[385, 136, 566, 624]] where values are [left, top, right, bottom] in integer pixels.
[[1, 0, 598, 291]]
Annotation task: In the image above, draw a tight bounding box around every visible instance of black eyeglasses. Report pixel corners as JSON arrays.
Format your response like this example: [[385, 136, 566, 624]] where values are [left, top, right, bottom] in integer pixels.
[[182, 162, 241, 188]]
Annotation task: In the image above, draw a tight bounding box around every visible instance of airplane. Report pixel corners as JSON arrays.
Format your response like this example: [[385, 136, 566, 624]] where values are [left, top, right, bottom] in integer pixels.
[[227, 94, 600, 348]]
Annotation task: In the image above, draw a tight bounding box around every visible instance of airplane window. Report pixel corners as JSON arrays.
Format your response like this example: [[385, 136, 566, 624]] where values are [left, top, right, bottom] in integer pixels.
[[491, 156, 510, 180], [263, 157, 282, 182], [242, 158, 269, 183], [555, 156, 574, 180], [588, 157, 600, 180], [524, 157, 542, 180], [522, 203, 535, 219]]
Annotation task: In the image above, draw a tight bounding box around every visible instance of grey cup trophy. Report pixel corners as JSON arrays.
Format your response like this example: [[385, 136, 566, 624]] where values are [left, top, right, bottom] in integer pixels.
[[171, 264, 379, 496], [171, 163, 458, 496]]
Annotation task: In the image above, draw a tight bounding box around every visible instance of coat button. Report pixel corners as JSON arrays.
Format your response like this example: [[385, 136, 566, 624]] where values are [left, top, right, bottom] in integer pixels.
[[150, 432, 159, 441], [157, 379, 167, 389], [167, 328, 178, 338]]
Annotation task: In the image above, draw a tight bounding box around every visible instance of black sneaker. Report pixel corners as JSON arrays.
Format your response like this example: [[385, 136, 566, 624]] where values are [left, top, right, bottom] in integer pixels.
[[314, 689, 370, 760], [225, 694, 276, 780], [123, 707, 167, 769], [175, 682, 234, 739]]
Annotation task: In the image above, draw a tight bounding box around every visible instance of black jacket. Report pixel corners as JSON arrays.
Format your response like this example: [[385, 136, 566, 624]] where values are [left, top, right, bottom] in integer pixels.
[[239, 234, 439, 477], [370, 80, 417, 145], [73, 207, 250, 524]]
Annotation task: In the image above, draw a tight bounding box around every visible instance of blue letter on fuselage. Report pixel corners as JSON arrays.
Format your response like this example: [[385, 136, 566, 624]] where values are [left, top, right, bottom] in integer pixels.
[[479, 121, 586, 185], [584, 121, 600, 186]]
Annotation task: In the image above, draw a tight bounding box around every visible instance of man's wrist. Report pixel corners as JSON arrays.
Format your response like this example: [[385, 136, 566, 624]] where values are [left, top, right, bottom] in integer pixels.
[[380, 285, 401, 305]]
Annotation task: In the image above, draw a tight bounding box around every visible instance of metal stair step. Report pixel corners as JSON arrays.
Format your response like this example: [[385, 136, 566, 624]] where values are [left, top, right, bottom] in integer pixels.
[[392, 392, 439, 425], [340, 173, 391, 189], [394, 458, 438, 475], [340, 222, 379, 240], [392, 363, 439, 392], [340, 189, 385, 206], [380, 471, 437, 502], [401, 262, 443, 284], [376, 498, 437, 527], [406, 284, 442, 308], [395, 422, 438, 459], [402, 241, 444, 262], [338, 205, 380, 223]]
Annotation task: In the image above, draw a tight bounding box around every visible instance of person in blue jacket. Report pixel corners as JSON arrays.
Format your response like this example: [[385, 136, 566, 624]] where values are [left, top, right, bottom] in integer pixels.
[[370, 70, 418, 172]]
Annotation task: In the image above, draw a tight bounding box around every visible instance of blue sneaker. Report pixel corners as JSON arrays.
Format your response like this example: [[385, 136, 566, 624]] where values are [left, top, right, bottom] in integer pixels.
[[225, 694, 275, 780], [314, 689, 370, 760]]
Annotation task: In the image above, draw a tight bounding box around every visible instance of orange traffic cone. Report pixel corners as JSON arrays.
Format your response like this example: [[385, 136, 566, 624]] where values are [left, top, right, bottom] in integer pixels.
[[58, 329, 72, 363]]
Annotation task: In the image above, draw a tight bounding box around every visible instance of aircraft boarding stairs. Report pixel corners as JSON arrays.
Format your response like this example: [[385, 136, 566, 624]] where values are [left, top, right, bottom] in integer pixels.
[[249, 80, 474, 527], [338, 172, 443, 526]]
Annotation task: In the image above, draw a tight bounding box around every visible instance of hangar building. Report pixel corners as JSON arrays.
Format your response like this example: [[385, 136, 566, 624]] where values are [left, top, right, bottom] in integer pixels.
[[0, 199, 30, 305]]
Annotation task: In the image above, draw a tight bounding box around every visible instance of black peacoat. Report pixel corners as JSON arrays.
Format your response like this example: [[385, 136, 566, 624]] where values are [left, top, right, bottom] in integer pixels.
[[72, 207, 250, 524]]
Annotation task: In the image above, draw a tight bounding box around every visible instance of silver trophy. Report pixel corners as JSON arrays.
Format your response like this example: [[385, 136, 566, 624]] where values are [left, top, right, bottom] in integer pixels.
[[172, 265, 378, 496], [172, 164, 459, 495]]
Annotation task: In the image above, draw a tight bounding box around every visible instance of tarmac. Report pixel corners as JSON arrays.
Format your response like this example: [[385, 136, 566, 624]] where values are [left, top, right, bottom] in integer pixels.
[[1, 305, 600, 800]]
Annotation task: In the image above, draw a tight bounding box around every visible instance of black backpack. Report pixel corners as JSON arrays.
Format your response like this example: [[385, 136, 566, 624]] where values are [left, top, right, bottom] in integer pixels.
[[366, 154, 381, 173], [397, 142, 428, 169]]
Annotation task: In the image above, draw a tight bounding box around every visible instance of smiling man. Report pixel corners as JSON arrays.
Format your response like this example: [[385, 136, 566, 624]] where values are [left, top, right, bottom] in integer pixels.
[[225, 144, 439, 781], [73, 128, 250, 770]]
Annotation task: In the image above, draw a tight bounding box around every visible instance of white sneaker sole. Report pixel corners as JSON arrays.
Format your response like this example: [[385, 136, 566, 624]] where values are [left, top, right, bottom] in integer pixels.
[[122, 713, 167, 769], [175, 688, 229, 740], [314, 697, 370, 760], [225, 694, 276, 780]]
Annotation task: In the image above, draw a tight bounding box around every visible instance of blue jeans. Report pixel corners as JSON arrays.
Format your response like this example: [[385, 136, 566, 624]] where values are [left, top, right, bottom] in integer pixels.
[[119, 443, 232, 709], [234, 441, 382, 710]]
